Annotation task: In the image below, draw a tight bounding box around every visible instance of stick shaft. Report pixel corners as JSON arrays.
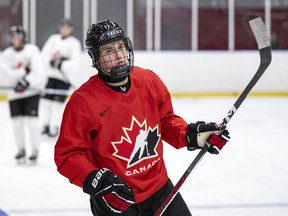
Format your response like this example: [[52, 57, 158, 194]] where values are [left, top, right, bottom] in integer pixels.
[[154, 145, 208, 216], [0, 86, 72, 96], [222, 47, 271, 125], [154, 15, 271, 216]]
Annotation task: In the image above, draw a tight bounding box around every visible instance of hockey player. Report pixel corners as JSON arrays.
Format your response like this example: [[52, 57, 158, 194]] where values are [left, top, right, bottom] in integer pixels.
[[41, 18, 82, 137], [54, 20, 230, 215], [1, 26, 45, 162]]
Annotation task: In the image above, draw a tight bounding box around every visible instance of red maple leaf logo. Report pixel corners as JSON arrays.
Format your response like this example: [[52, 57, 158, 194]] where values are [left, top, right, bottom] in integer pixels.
[[16, 62, 24, 69], [111, 116, 160, 168]]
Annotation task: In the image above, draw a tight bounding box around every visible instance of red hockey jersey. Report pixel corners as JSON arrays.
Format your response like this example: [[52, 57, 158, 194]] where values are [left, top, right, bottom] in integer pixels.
[[54, 66, 188, 203]]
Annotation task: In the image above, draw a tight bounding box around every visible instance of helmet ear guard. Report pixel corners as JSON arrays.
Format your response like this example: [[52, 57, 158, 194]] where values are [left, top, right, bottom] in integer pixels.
[[87, 46, 99, 65]]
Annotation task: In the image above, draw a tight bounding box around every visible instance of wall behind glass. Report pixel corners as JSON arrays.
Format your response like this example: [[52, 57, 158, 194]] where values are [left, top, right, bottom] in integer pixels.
[[133, 0, 147, 50], [97, 0, 127, 33], [71, 0, 83, 48], [198, 0, 228, 50], [271, 0, 288, 50], [161, 0, 191, 50], [235, 0, 264, 50], [2, 0, 288, 51], [0, 0, 22, 50], [36, 0, 64, 49], [36, 0, 83, 49]]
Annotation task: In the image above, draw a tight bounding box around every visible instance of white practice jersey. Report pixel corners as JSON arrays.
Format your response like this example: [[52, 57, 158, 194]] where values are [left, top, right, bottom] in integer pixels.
[[41, 34, 82, 82], [1, 44, 45, 100]]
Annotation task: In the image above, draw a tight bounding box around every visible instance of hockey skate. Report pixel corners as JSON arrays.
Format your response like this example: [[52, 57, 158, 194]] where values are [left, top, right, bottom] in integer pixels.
[[29, 151, 38, 162], [42, 125, 50, 135], [15, 149, 26, 163], [48, 127, 59, 138], [42, 125, 59, 138]]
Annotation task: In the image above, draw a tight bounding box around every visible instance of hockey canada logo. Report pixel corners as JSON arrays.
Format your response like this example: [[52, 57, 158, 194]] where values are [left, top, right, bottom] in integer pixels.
[[112, 116, 161, 168]]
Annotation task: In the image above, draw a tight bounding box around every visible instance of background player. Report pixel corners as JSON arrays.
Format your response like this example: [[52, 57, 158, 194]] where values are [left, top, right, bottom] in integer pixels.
[[41, 18, 82, 137], [54, 20, 230, 215], [1, 26, 45, 162]]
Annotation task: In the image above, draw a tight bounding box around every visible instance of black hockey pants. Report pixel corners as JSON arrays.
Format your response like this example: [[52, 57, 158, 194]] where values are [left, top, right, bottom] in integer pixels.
[[90, 179, 192, 216]]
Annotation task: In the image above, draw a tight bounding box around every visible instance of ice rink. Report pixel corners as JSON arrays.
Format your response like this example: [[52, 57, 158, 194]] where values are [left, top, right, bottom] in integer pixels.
[[1, 97, 288, 216]]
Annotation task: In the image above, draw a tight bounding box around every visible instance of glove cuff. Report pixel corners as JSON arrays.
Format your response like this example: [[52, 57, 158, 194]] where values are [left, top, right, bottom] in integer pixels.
[[20, 78, 29, 86], [186, 123, 198, 151]]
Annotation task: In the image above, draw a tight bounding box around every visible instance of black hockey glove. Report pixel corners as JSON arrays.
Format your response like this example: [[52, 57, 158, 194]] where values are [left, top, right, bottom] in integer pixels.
[[185, 121, 230, 154], [49, 57, 68, 70], [83, 169, 135, 215], [14, 78, 29, 93], [25, 66, 31, 74]]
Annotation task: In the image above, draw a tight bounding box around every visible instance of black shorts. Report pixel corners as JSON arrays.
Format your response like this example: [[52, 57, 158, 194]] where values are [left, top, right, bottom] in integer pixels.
[[42, 77, 70, 102], [9, 94, 40, 117], [90, 179, 192, 216]]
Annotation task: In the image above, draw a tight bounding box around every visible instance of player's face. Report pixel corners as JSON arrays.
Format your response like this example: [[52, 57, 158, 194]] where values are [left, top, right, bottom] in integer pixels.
[[10, 35, 24, 48], [59, 25, 73, 37], [98, 40, 128, 74]]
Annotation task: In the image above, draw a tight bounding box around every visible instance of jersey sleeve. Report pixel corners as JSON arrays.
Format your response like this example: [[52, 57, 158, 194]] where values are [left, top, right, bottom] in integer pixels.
[[25, 46, 46, 89], [61, 39, 82, 75], [41, 35, 54, 60], [150, 71, 188, 149], [54, 93, 100, 188], [1, 50, 26, 86]]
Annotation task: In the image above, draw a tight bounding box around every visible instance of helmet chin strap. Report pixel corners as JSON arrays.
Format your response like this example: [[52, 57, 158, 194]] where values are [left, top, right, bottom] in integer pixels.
[[110, 65, 130, 76], [98, 73, 128, 83], [98, 65, 130, 83]]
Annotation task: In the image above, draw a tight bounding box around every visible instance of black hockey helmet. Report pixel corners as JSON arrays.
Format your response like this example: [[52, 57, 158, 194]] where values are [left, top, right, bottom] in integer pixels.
[[85, 20, 134, 80], [9, 26, 26, 42], [58, 18, 73, 28]]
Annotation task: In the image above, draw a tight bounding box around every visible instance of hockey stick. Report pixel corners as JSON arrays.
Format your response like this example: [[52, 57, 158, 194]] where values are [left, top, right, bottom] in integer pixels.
[[0, 86, 73, 96], [50, 56, 76, 89], [154, 14, 272, 216], [60, 69, 77, 90]]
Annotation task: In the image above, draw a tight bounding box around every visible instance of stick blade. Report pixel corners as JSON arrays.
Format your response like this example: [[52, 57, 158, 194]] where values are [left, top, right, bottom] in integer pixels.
[[248, 15, 270, 50]]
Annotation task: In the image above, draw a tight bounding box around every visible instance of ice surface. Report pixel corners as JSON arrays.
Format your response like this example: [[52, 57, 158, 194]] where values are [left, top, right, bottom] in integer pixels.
[[1, 97, 288, 216]]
